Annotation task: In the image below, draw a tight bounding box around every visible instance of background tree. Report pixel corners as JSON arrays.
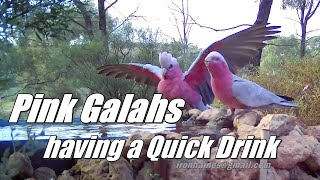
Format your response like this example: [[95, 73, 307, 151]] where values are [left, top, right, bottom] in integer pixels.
[[168, 0, 194, 70], [282, 0, 320, 58]]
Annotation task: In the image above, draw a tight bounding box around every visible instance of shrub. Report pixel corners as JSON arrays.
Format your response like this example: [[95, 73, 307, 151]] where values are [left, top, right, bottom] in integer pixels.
[[245, 58, 320, 125]]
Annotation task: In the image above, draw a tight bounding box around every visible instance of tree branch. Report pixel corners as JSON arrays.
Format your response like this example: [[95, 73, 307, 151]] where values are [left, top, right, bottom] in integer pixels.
[[109, 6, 141, 35], [105, 0, 119, 13], [307, 0, 320, 20]]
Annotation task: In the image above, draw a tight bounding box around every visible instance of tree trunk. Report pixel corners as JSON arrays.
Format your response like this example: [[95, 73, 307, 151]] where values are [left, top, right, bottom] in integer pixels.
[[98, 0, 107, 36], [252, 0, 273, 67], [300, 23, 307, 58], [299, 1, 307, 58], [73, 0, 94, 39]]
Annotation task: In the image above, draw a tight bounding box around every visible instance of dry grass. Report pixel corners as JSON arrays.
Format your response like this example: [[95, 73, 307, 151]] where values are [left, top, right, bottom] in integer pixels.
[[246, 59, 320, 125]]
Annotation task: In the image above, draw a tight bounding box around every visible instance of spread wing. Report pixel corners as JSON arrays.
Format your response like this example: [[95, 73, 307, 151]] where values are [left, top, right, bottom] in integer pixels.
[[97, 63, 162, 87], [184, 23, 281, 105]]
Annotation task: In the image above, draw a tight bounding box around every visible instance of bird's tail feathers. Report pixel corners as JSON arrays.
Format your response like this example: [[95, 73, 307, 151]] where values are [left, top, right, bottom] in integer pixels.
[[276, 94, 295, 101], [278, 101, 299, 108]]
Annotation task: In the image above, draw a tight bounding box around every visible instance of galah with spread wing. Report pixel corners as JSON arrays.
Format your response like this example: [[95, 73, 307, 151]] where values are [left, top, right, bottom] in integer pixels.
[[97, 23, 281, 111], [204, 51, 299, 116]]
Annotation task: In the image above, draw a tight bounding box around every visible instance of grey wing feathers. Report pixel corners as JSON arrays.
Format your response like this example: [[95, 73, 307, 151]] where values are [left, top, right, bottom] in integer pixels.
[[195, 72, 214, 105], [232, 75, 298, 108]]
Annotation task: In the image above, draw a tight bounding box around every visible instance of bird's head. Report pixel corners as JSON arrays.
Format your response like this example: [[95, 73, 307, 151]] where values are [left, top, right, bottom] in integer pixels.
[[204, 51, 229, 77], [159, 52, 181, 79]]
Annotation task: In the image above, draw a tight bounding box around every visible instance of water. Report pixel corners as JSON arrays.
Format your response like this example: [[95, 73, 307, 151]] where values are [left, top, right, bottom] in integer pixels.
[[0, 119, 176, 141]]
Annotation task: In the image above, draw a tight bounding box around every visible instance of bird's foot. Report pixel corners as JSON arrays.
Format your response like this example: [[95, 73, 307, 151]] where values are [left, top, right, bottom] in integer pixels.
[[205, 104, 213, 109]]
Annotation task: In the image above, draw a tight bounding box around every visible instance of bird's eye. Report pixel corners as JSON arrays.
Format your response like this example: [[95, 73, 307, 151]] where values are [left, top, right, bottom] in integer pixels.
[[169, 64, 173, 69]]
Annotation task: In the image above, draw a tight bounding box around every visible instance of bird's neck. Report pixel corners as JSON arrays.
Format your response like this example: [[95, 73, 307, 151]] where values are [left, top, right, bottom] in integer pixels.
[[209, 63, 232, 79]]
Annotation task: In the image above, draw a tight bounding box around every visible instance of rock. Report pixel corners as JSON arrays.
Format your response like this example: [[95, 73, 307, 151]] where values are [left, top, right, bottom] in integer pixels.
[[199, 108, 232, 130], [0, 174, 12, 180], [266, 166, 289, 180], [197, 108, 228, 122], [257, 114, 296, 137], [188, 109, 202, 119], [275, 169, 290, 180], [136, 161, 153, 180], [165, 132, 182, 140], [204, 148, 259, 180], [181, 109, 190, 120], [304, 136, 320, 172], [233, 110, 261, 128], [206, 117, 233, 131], [168, 158, 206, 180], [187, 109, 208, 124], [289, 165, 318, 180], [5, 152, 33, 179], [306, 125, 320, 141], [220, 128, 232, 134], [34, 167, 56, 180], [227, 131, 238, 138], [237, 124, 260, 139], [57, 170, 75, 180], [153, 159, 169, 180], [126, 131, 155, 149], [269, 130, 313, 169], [130, 148, 148, 171], [71, 158, 134, 180]]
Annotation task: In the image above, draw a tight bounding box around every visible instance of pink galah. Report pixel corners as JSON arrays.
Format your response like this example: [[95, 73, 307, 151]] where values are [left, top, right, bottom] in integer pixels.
[[97, 24, 281, 111], [205, 51, 299, 116]]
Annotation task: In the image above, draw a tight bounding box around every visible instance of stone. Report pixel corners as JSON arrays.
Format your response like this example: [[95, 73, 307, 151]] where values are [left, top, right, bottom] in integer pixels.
[[269, 130, 313, 169], [136, 161, 153, 180], [0, 174, 12, 180], [275, 168, 290, 180], [237, 124, 260, 139], [153, 159, 169, 180], [306, 125, 320, 141], [227, 131, 238, 138], [257, 114, 296, 137], [206, 117, 233, 131], [233, 110, 261, 128], [289, 165, 318, 180], [168, 158, 206, 180], [71, 158, 134, 180], [34, 167, 56, 180], [188, 109, 202, 120], [5, 152, 33, 179], [266, 166, 289, 180], [203, 148, 259, 180], [197, 108, 228, 122], [126, 131, 155, 149], [220, 128, 232, 134], [130, 148, 148, 171], [57, 170, 75, 180], [165, 132, 182, 140], [304, 136, 320, 172]]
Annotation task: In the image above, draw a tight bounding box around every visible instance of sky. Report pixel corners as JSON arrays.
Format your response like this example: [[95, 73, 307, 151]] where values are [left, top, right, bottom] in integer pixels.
[[103, 0, 320, 48]]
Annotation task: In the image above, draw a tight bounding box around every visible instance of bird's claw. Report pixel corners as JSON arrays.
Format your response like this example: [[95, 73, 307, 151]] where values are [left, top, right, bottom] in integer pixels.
[[205, 105, 213, 109]]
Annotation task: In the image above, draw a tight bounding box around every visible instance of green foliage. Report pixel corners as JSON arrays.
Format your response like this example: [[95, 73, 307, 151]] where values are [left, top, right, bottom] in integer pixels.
[[281, 0, 315, 9]]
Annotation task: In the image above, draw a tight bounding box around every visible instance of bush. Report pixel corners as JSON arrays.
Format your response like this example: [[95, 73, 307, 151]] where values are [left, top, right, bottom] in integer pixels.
[[245, 58, 320, 125]]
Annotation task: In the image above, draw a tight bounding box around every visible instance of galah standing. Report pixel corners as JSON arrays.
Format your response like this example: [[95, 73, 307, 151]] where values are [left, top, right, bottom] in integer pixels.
[[204, 51, 299, 116], [97, 24, 280, 111]]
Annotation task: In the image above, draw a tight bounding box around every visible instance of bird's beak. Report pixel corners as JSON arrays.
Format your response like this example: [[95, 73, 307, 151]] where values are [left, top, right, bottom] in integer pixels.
[[162, 68, 167, 77]]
